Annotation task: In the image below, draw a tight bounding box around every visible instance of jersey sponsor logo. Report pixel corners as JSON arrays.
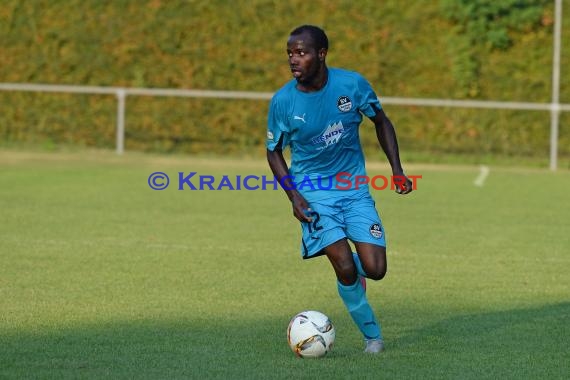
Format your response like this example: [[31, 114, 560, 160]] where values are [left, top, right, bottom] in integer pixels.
[[293, 113, 306, 123], [369, 223, 383, 239], [337, 96, 352, 112], [311, 121, 344, 147]]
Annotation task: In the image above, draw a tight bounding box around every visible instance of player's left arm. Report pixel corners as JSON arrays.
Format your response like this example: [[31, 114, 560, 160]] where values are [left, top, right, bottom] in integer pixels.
[[369, 104, 413, 194]]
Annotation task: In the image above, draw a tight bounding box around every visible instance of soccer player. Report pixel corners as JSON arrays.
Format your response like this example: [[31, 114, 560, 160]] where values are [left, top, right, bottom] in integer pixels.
[[266, 25, 413, 354]]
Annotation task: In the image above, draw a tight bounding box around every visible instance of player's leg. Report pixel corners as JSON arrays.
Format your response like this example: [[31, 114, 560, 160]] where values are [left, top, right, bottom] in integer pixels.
[[323, 240, 382, 345], [297, 200, 382, 351], [323, 239, 357, 285], [343, 193, 387, 353], [345, 193, 387, 281], [351, 251, 367, 278], [353, 242, 387, 281]]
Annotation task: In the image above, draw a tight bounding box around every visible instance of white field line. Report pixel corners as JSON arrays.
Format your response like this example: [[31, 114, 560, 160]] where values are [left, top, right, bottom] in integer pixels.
[[474, 165, 490, 187]]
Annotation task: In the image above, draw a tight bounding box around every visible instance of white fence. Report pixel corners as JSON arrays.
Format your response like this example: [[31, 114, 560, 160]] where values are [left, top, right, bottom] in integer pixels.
[[1, 82, 568, 170], [0, 0, 566, 170]]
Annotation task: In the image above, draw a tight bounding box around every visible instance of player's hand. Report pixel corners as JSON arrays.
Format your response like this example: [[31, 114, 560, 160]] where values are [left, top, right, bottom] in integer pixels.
[[393, 174, 413, 195], [291, 193, 312, 223]]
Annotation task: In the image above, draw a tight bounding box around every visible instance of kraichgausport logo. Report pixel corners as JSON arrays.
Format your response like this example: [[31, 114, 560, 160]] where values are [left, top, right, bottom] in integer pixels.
[[147, 172, 422, 191]]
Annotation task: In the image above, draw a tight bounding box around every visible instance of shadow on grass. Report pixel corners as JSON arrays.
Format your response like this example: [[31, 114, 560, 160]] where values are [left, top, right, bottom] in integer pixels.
[[0, 316, 353, 380], [390, 302, 570, 378], [1, 303, 568, 379]]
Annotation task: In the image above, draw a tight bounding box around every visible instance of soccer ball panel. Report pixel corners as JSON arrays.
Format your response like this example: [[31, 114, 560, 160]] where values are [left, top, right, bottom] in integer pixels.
[[287, 310, 335, 358]]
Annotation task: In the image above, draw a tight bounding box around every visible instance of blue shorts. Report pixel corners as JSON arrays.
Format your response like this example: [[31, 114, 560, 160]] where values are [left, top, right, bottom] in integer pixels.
[[300, 192, 386, 259]]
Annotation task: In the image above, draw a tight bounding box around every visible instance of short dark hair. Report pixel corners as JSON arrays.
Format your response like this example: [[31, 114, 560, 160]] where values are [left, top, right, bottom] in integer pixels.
[[290, 25, 329, 51]]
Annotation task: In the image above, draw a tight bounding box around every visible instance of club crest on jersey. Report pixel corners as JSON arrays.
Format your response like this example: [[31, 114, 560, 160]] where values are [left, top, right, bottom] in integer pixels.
[[311, 121, 344, 147], [369, 223, 383, 239], [337, 96, 352, 112]]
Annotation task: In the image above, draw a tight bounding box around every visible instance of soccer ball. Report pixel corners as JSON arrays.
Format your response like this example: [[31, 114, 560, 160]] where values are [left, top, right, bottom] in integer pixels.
[[287, 310, 335, 358]]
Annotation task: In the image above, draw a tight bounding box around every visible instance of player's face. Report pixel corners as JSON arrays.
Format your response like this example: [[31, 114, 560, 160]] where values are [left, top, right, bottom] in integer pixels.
[[286, 32, 325, 84]]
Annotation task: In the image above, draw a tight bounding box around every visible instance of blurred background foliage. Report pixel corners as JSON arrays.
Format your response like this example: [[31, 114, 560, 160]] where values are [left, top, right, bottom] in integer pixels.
[[0, 0, 568, 166]]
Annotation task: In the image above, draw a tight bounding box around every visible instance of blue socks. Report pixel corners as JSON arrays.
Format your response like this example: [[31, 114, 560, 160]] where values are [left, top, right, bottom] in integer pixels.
[[337, 278, 382, 340]]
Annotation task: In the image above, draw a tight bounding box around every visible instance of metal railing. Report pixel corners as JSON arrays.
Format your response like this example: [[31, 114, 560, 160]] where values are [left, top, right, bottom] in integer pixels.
[[1, 82, 568, 170], [0, 0, 565, 169]]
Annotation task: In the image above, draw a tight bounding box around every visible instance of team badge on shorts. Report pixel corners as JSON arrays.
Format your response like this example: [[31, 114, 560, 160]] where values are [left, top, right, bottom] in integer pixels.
[[369, 223, 383, 239], [337, 96, 352, 112]]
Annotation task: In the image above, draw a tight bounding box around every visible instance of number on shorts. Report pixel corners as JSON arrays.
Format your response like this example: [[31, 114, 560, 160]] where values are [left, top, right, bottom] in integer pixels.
[[305, 211, 323, 233]]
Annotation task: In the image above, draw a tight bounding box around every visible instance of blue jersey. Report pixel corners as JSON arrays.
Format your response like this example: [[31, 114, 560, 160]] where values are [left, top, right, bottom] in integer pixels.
[[266, 68, 382, 202]]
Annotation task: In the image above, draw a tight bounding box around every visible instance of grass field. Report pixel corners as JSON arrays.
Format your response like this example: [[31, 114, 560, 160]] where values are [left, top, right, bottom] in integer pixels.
[[0, 149, 568, 379]]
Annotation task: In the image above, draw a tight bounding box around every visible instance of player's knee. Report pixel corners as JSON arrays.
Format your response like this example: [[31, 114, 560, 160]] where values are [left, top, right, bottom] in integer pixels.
[[367, 266, 387, 281], [336, 261, 358, 285]]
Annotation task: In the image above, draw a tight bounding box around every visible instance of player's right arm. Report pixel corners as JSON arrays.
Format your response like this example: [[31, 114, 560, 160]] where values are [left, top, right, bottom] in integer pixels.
[[266, 92, 313, 223], [267, 146, 312, 223]]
